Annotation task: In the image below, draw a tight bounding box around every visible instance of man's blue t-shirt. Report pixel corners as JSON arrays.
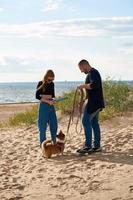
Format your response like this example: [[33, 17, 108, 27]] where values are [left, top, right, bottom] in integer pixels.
[[85, 68, 105, 114]]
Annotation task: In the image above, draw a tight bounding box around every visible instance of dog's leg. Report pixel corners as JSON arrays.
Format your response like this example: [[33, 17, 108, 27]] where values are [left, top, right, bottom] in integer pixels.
[[61, 146, 64, 155]]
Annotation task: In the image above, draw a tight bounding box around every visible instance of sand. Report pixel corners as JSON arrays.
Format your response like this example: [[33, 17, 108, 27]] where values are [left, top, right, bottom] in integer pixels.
[[0, 103, 37, 122], [0, 106, 133, 200]]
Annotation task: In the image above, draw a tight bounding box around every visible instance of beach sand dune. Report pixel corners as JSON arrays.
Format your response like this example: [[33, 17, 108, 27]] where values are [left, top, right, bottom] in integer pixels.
[[0, 112, 133, 200], [0, 103, 37, 122]]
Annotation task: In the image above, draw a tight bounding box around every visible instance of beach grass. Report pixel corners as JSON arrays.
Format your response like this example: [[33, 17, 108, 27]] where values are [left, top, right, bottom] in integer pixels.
[[55, 89, 76, 114], [56, 80, 133, 120], [8, 105, 38, 127], [100, 80, 133, 121], [1, 80, 133, 127], [0, 122, 4, 128]]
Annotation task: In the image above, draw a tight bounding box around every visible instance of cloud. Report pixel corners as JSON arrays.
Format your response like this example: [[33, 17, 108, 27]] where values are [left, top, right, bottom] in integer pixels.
[[0, 56, 28, 66], [118, 42, 133, 55], [0, 56, 37, 73], [119, 47, 133, 55], [42, 0, 62, 12], [121, 42, 133, 48], [0, 55, 74, 74], [0, 16, 133, 38]]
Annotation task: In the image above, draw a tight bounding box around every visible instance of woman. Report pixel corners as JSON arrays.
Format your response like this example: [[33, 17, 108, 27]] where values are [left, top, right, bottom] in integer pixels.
[[36, 69, 57, 146]]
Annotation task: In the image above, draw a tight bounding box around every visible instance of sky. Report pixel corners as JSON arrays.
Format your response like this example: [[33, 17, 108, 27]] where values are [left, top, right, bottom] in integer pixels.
[[0, 0, 133, 82]]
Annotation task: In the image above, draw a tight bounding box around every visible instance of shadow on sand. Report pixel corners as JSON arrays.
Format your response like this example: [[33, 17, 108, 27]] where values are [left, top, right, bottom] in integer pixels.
[[48, 150, 133, 166]]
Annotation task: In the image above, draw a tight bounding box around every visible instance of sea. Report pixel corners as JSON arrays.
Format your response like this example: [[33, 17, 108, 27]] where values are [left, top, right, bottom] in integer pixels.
[[0, 82, 83, 103], [0, 81, 132, 104]]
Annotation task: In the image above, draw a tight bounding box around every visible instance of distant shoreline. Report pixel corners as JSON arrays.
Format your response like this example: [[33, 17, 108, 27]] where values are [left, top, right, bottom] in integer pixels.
[[0, 102, 38, 105], [0, 80, 133, 84], [0, 81, 83, 84]]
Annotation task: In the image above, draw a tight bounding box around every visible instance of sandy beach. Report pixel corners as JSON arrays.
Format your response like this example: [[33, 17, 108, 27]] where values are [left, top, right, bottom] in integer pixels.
[[0, 103, 37, 122], [0, 105, 133, 200]]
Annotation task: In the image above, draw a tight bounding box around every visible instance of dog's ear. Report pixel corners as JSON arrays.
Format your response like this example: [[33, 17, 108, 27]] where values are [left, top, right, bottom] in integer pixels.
[[59, 130, 63, 134], [58, 130, 62, 135]]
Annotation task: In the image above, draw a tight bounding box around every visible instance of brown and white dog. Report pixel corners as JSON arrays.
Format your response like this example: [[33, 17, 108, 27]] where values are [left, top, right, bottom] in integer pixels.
[[41, 130, 65, 158]]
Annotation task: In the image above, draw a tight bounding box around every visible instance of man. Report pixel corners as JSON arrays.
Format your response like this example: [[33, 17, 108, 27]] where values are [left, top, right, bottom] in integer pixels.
[[77, 59, 105, 154]]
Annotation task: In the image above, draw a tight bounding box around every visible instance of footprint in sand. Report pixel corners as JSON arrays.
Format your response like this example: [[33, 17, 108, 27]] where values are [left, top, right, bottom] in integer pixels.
[[79, 190, 86, 195], [12, 177, 18, 183], [129, 185, 133, 193], [89, 180, 101, 190], [106, 164, 116, 169], [38, 167, 45, 173], [56, 194, 65, 199], [36, 173, 44, 179], [8, 196, 23, 200], [16, 185, 25, 191]]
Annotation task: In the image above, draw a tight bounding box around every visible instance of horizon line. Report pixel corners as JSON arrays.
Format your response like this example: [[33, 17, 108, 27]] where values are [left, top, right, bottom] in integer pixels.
[[0, 80, 133, 84]]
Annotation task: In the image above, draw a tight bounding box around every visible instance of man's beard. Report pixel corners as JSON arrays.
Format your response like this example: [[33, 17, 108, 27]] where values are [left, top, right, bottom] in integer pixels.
[[84, 71, 88, 74]]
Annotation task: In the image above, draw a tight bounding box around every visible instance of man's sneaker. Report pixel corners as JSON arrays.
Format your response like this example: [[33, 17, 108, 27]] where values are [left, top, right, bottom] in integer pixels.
[[92, 147, 102, 152], [77, 147, 92, 154]]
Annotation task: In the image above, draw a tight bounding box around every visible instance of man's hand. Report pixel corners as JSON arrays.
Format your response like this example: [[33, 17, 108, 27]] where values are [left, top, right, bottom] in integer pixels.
[[77, 85, 84, 90], [77, 84, 92, 90]]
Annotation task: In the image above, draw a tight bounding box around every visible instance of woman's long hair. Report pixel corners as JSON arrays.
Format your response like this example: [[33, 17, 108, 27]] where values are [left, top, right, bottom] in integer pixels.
[[37, 69, 55, 91]]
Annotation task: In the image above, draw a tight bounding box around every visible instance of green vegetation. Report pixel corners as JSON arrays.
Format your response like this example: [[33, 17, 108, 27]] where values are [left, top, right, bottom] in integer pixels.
[[100, 80, 133, 121], [56, 80, 133, 121], [8, 105, 38, 127], [0, 122, 4, 128], [0, 80, 133, 127], [55, 89, 77, 114]]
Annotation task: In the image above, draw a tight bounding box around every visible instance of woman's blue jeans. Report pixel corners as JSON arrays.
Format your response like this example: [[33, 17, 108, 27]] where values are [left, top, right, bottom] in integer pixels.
[[82, 104, 101, 148], [38, 102, 57, 144]]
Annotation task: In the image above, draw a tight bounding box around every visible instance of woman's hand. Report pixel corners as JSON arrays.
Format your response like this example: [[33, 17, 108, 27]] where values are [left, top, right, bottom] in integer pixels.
[[41, 98, 55, 106], [48, 100, 55, 106]]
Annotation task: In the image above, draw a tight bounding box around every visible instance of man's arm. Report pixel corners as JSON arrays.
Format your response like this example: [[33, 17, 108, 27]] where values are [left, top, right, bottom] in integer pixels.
[[77, 83, 92, 90], [78, 70, 101, 90]]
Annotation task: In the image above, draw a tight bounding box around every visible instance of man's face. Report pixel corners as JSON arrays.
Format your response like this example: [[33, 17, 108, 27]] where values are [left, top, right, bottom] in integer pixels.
[[79, 64, 89, 74]]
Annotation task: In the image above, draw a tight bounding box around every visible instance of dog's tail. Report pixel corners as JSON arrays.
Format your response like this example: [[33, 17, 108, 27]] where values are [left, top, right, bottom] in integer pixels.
[[41, 140, 51, 150]]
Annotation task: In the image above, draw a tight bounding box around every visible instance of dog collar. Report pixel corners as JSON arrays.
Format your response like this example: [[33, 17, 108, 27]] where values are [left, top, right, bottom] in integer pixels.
[[57, 139, 65, 144]]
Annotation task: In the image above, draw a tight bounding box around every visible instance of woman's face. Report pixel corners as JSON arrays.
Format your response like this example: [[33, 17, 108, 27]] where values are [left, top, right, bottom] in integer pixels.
[[47, 76, 54, 83]]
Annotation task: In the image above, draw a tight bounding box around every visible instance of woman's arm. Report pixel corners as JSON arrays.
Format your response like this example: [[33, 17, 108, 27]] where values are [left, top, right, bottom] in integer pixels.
[[41, 97, 55, 105], [40, 94, 54, 105]]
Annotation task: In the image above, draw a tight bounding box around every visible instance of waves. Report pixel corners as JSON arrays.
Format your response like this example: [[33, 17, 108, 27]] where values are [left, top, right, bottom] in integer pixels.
[[0, 81, 83, 103]]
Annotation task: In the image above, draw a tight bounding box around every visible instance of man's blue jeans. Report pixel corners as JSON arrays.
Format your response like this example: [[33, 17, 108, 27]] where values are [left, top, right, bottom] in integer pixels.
[[82, 104, 101, 148], [38, 102, 57, 144]]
